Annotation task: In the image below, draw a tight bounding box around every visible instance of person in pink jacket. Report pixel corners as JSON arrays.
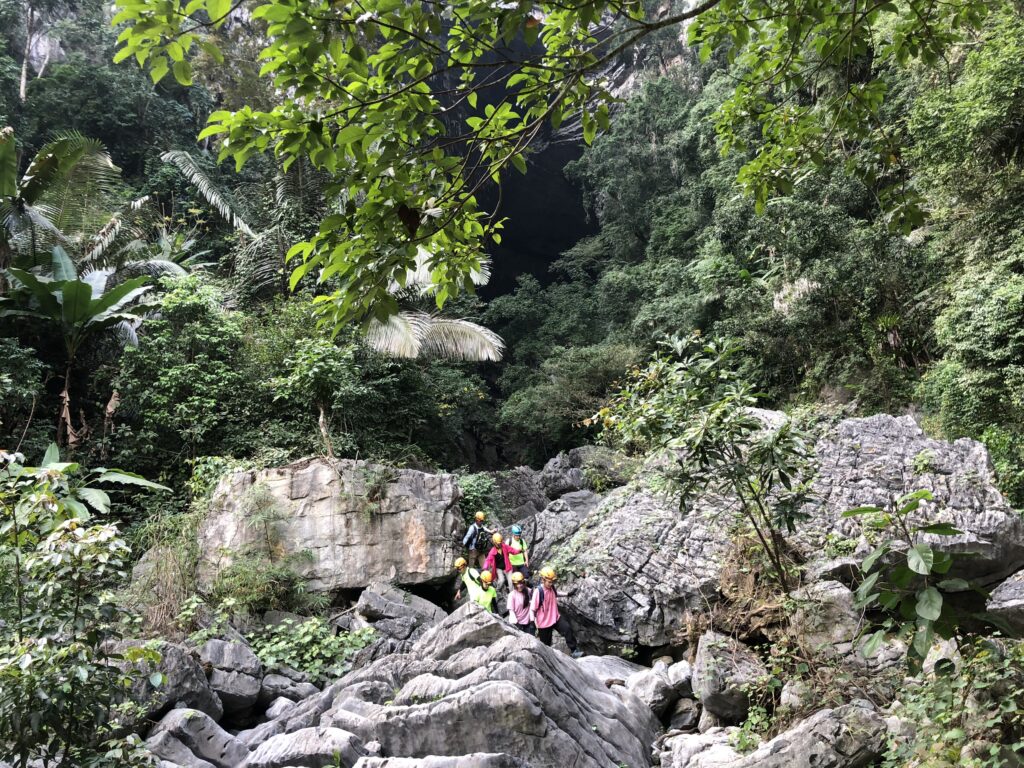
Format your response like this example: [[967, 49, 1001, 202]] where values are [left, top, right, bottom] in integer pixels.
[[484, 532, 514, 592], [506, 571, 534, 634], [530, 566, 582, 658]]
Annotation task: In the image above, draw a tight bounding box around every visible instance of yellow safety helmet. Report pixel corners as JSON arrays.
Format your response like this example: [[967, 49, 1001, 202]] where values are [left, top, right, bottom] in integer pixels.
[[539, 566, 557, 581], [492, 532, 503, 545], [510, 571, 525, 584], [454, 557, 467, 570], [480, 570, 494, 584], [474, 511, 486, 522]]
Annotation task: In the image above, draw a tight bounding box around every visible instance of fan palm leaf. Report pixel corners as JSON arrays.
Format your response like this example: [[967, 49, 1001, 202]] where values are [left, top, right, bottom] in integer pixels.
[[365, 310, 504, 362]]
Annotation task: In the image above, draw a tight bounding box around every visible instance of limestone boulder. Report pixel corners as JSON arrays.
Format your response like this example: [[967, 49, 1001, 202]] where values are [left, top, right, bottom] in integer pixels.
[[355, 757, 534, 768], [198, 639, 263, 715], [349, 582, 447, 666], [788, 581, 862, 658], [539, 446, 633, 498], [799, 414, 1024, 586], [120, 641, 223, 723], [258, 673, 318, 705], [249, 604, 660, 768], [490, 467, 549, 519], [240, 726, 364, 768], [660, 702, 885, 768], [197, 459, 462, 592], [987, 569, 1024, 637], [691, 631, 768, 722], [626, 661, 678, 717], [147, 709, 249, 768], [574, 654, 646, 687]]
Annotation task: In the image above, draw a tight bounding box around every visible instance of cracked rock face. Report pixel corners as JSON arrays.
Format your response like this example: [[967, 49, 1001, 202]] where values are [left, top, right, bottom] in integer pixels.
[[530, 414, 1024, 653], [196, 459, 463, 592]]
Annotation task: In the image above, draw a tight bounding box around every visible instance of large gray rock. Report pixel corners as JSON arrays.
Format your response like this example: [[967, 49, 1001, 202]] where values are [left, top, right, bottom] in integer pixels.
[[355, 757, 534, 768], [660, 701, 886, 768], [691, 631, 768, 722], [148, 709, 249, 768], [798, 414, 1024, 586], [987, 569, 1024, 637], [490, 467, 549, 519], [248, 604, 659, 768], [788, 581, 862, 658], [574, 654, 646, 686], [198, 639, 263, 715], [539, 446, 631, 498], [121, 641, 223, 722], [529, 487, 732, 650], [626, 661, 678, 717], [197, 459, 462, 592], [532, 414, 1024, 654], [240, 726, 364, 768], [351, 583, 448, 665], [145, 731, 217, 768], [258, 673, 318, 705]]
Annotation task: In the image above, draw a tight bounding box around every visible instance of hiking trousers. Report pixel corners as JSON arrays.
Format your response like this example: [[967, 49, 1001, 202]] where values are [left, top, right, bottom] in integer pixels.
[[513, 621, 535, 636], [537, 616, 577, 651]]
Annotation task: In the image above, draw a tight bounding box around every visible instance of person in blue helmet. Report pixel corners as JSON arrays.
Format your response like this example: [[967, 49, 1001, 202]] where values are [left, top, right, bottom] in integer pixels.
[[507, 524, 530, 581]]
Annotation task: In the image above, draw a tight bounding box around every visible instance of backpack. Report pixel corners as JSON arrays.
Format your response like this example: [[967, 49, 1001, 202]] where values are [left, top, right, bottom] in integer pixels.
[[473, 524, 491, 552], [536, 583, 552, 610]]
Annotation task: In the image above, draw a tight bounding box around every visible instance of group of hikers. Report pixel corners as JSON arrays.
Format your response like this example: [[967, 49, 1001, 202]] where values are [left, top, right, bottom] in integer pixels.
[[454, 511, 582, 658]]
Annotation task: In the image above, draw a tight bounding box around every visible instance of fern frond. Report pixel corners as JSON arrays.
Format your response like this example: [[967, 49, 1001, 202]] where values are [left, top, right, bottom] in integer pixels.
[[161, 150, 255, 236]]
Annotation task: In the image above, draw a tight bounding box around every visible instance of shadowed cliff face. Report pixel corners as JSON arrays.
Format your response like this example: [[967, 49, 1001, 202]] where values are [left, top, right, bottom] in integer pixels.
[[479, 137, 597, 296]]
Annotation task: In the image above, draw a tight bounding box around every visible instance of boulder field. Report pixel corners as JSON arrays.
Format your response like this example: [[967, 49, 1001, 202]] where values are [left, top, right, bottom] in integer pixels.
[[128, 412, 1024, 767]]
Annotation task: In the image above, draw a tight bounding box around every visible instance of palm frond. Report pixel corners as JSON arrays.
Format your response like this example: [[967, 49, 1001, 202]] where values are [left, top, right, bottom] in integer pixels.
[[364, 311, 428, 358], [391, 246, 493, 295], [161, 150, 254, 236], [418, 315, 504, 362]]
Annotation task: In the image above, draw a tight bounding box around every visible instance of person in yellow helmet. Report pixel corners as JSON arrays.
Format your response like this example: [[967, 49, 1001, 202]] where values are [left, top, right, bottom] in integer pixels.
[[461, 510, 493, 570], [530, 566, 582, 658], [484, 531, 512, 593], [453, 556, 483, 605], [474, 569, 498, 612], [506, 571, 534, 634], [507, 524, 530, 581]]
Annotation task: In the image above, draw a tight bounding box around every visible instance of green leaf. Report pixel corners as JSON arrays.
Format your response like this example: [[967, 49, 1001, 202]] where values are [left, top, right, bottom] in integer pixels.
[[907, 543, 934, 575], [60, 280, 94, 326], [916, 586, 943, 621], [207, 0, 230, 21], [861, 629, 885, 658], [51, 246, 77, 282], [918, 522, 962, 536], [94, 470, 170, 491], [936, 578, 969, 591], [843, 505, 881, 517], [172, 60, 193, 86], [41, 443, 60, 467], [76, 487, 111, 515], [861, 544, 888, 573], [149, 56, 169, 84]]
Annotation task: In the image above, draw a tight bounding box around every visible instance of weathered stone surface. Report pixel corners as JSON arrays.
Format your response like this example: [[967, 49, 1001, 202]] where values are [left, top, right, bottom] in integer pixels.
[[626, 661, 678, 717], [668, 698, 701, 732], [355, 757, 535, 768], [252, 604, 658, 768], [198, 458, 462, 592], [529, 486, 731, 650], [240, 726, 364, 768], [532, 414, 1023, 654], [350, 583, 447, 667], [987, 569, 1024, 637], [258, 673, 319, 705], [798, 415, 1024, 586], [145, 731, 217, 768], [574, 654, 645, 686], [539, 446, 632, 499], [198, 639, 263, 714], [491, 466, 549, 519], [661, 702, 886, 768], [692, 631, 768, 722], [668, 660, 693, 697], [148, 709, 249, 768], [122, 641, 223, 722], [789, 581, 862, 658], [263, 696, 295, 720]]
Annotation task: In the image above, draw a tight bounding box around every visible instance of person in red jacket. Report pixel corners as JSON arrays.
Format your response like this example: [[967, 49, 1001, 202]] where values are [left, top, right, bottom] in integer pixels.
[[484, 532, 513, 592], [530, 566, 582, 658]]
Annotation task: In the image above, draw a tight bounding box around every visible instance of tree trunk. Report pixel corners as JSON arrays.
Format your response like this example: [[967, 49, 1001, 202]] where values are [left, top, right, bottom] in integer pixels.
[[318, 404, 335, 459], [19, 7, 35, 103]]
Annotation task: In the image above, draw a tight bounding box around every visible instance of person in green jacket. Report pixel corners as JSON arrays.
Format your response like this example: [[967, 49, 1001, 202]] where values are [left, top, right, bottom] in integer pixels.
[[475, 569, 498, 612], [453, 556, 483, 604]]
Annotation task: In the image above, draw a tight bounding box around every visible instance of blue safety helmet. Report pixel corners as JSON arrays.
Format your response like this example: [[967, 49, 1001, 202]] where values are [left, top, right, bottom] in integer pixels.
[[511, 525, 522, 535]]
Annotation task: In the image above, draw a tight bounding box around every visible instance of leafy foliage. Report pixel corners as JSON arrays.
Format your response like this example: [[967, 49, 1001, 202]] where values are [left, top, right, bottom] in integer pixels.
[[599, 336, 815, 589], [0, 447, 166, 766], [845, 490, 973, 667], [457, 472, 497, 525], [250, 618, 374, 686]]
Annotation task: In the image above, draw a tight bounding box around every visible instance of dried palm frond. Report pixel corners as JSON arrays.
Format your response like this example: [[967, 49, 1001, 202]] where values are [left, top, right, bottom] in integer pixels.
[[161, 150, 254, 236]]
